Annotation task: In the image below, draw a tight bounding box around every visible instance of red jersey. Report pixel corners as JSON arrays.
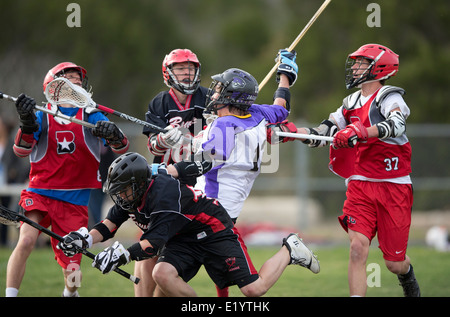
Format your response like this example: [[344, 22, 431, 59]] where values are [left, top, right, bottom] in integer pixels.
[[28, 104, 102, 190], [329, 87, 411, 180]]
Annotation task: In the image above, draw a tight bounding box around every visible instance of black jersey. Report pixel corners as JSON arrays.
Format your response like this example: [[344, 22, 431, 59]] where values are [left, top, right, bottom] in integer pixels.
[[142, 87, 208, 137], [105, 168, 234, 251]]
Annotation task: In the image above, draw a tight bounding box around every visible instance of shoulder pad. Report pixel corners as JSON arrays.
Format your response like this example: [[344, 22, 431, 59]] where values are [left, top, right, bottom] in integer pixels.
[[342, 91, 361, 110], [375, 85, 405, 107]]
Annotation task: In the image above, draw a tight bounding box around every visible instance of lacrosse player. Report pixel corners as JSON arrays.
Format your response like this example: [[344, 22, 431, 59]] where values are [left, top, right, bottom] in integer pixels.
[[5, 62, 130, 297], [137, 49, 209, 296], [286, 44, 420, 297], [57, 152, 319, 297], [165, 50, 302, 295], [143, 48, 208, 166]]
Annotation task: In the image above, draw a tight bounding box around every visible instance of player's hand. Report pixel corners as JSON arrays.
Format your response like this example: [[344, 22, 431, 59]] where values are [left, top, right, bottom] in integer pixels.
[[332, 121, 368, 149], [15, 94, 36, 118], [15, 93, 39, 133], [191, 130, 205, 153], [57, 227, 92, 257], [276, 49, 298, 86], [157, 125, 184, 149], [92, 241, 131, 274], [266, 120, 298, 144], [92, 121, 126, 146]]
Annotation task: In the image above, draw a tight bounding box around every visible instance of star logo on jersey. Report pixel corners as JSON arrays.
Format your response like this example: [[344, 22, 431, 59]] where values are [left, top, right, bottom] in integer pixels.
[[56, 131, 76, 154]]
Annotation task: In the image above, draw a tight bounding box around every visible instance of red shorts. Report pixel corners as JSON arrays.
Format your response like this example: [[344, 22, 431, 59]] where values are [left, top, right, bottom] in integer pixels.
[[19, 190, 88, 269], [338, 180, 413, 261]]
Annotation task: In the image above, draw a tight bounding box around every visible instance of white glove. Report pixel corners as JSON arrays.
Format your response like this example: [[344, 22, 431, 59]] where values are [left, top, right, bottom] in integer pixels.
[[192, 130, 205, 154], [92, 241, 131, 274], [157, 125, 184, 149]]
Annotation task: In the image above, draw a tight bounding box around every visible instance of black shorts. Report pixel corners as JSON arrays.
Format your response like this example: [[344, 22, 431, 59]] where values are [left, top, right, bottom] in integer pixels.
[[157, 227, 259, 289]]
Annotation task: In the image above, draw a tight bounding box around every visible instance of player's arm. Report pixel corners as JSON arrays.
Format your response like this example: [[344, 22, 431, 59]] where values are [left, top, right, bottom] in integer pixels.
[[273, 49, 298, 110], [13, 94, 39, 157], [56, 219, 119, 256], [332, 107, 406, 149], [91, 120, 129, 154], [296, 119, 339, 148]]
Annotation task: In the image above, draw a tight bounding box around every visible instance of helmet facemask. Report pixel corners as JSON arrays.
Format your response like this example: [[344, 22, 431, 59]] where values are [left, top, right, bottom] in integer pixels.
[[165, 61, 201, 95], [108, 178, 146, 210], [55, 68, 89, 91], [345, 57, 376, 89]]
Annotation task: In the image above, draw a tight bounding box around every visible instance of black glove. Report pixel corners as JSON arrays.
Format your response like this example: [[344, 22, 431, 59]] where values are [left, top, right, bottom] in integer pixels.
[[57, 227, 91, 257], [92, 121, 125, 146], [15, 94, 39, 133]]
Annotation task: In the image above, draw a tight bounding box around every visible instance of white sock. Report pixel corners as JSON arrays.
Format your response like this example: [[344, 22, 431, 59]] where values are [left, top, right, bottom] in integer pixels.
[[5, 287, 19, 297], [63, 287, 77, 297]]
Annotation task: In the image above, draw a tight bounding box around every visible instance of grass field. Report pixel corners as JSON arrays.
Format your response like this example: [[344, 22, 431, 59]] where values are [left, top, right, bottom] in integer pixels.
[[0, 243, 449, 297]]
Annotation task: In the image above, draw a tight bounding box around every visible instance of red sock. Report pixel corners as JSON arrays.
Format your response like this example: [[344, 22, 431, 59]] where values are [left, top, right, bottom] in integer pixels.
[[216, 285, 229, 297]]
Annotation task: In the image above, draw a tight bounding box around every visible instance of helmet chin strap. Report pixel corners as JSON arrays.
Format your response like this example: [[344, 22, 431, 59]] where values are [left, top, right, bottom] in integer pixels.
[[206, 100, 228, 115]]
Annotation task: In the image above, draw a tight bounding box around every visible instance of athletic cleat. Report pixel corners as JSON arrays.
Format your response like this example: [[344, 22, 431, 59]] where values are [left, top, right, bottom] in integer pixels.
[[397, 265, 421, 297], [283, 233, 320, 274]]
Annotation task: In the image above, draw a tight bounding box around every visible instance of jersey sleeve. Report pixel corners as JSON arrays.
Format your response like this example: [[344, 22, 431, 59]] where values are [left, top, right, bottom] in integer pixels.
[[143, 93, 168, 136], [250, 104, 289, 124], [104, 204, 131, 228]]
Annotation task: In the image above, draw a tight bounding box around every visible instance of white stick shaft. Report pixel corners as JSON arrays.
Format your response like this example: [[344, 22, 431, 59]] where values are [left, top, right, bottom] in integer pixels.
[[276, 131, 333, 142]]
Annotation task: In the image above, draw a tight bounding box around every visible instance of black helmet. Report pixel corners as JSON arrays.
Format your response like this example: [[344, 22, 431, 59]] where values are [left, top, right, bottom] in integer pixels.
[[205, 68, 258, 114], [103, 152, 151, 210]]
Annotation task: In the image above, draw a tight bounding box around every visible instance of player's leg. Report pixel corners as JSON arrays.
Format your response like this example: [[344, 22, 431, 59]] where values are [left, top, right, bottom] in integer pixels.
[[152, 261, 197, 297], [6, 210, 44, 296], [347, 229, 370, 297], [240, 233, 319, 297], [134, 257, 157, 297], [52, 201, 88, 297], [378, 183, 419, 296]]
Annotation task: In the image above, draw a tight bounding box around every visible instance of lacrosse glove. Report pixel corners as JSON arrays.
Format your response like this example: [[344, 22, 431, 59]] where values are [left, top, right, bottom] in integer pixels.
[[57, 227, 92, 257], [276, 49, 299, 86], [15, 94, 39, 133], [92, 121, 128, 148], [93, 241, 131, 274]]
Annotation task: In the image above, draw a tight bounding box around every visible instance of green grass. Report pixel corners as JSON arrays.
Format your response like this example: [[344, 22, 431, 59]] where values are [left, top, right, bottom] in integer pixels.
[[1, 244, 449, 297]]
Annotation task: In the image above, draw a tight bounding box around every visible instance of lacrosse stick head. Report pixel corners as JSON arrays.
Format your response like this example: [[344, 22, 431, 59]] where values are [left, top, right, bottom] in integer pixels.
[[44, 77, 94, 108], [43, 62, 88, 92]]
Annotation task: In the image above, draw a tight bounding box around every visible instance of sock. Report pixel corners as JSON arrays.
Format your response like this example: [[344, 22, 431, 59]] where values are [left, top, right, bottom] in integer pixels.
[[216, 285, 229, 297], [63, 287, 77, 297], [5, 287, 19, 297]]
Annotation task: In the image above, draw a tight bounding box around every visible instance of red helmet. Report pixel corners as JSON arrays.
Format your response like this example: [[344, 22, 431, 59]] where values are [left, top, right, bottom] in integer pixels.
[[162, 49, 201, 95], [345, 44, 399, 89], [43, 62, 88, 91]]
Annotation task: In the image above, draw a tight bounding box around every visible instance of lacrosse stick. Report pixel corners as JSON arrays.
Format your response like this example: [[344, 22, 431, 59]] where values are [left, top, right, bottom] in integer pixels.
[[0, 91, 95, 128], [0, 204, 140, 284], [276, 131, 333, 142], [259, 0, 332, 90], [45, 78, 167, 133]]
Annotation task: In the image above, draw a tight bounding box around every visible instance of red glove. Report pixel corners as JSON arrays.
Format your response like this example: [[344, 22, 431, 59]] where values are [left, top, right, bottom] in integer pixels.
[[332, 121, 368, 149], [267, 120, 298, 144]]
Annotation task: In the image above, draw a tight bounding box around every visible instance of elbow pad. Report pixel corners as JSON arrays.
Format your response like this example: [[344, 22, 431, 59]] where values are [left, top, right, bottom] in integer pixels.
[[303, 119, 337, 148], [273, 87, 291, 111], [376, 110, 406, 139], [92, 221, 115, 242], [127, 240, 164, 261]]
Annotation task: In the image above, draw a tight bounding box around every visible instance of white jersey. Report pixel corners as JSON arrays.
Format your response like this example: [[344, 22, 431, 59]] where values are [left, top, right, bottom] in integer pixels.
[[196, 104, 288, 219]]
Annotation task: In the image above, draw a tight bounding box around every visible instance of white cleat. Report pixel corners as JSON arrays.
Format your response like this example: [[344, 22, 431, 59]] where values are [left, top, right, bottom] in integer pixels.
[[283, 233, 320, 274]]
